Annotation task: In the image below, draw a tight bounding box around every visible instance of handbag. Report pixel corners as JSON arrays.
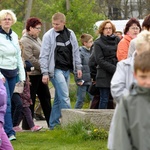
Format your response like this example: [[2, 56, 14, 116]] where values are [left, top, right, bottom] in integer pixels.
[[14, 81, 24, 93], [88, 83, 99, 96]]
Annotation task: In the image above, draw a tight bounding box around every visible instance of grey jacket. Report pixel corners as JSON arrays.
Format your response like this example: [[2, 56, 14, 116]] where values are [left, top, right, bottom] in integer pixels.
[[110, 84, 150, 150], [127, 38, 136, 58], [111, 53, 136, 102], [39, 28, 82, 77]]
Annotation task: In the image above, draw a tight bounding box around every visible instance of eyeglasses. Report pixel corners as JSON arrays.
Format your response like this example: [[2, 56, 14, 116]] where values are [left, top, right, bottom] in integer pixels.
[[130, 27, 140, 31], [34, 27, 41, 30], [104, 27, 112, 30], [2, 18, 12, 21]]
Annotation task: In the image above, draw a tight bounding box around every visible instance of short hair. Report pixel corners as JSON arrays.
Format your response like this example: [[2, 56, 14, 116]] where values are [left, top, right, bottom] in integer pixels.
[[52, 12, 66, 23], [0, 9, 17, 24], [134, 50, 150, 73], [26, 17, 42, 31], [124, 18, 141, 34], [115, 31, 122, 34], [97, 20, 116, 35], [142, 14, 150, 30], [135, 30, 150, 53], [80, 33, 93, 45]]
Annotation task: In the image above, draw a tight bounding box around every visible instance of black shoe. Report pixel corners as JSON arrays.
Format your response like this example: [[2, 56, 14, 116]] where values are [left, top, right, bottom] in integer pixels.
[[34, 113, 45, 120]]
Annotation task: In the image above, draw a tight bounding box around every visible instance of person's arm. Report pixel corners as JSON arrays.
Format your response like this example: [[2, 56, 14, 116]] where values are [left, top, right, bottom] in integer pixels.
[[127, 39, 136, 58], [109, 97, 132, 150], [111, 61, 129, 103], [70, 30, 82, 75], [21, 40, 41, 71]]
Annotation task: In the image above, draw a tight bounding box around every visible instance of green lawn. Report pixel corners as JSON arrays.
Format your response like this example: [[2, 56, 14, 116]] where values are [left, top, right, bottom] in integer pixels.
[[12, 73, 107, 150], [12, 128, 108, 150]]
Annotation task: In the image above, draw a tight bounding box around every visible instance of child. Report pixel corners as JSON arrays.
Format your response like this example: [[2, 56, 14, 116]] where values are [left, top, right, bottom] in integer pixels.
[[0, 79, 14, 149], [110, 50, 150, 149], [13, 60, 43, 132], [75, 33, 93, 108]]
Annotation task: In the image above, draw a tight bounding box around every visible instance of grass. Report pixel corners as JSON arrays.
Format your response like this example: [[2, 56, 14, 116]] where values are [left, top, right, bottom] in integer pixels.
[[12, 73, 107, 150], [12, 125, 108, 150]]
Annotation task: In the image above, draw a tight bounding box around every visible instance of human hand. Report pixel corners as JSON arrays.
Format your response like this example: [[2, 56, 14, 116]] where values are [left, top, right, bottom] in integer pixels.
[[42, 75, 49, 84], [77, 70, 82, 78]]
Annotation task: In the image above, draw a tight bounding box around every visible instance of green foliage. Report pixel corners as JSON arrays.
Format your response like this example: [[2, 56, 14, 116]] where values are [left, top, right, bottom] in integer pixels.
[[11, 21, 24, 38], [12, 126, 108, 150], [64, 120, 108, 141]]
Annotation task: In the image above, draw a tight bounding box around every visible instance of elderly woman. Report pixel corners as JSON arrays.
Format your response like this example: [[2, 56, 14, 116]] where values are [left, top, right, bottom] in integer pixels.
[[117, 18, 141, 61], [0, 9, 25, 140], [93, 20, 120, 109], [20, 17, 51, 129]]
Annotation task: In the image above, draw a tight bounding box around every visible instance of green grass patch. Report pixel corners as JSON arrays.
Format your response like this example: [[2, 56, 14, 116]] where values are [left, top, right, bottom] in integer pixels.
[[12, 122, 108, 150]]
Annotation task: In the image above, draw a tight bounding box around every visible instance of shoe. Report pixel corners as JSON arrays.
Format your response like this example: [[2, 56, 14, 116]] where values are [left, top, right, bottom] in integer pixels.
[[9, 135, 16, 141], [13, 126, 23, 132], [34, 113, 45, 120], [31, 125, 43, 132]]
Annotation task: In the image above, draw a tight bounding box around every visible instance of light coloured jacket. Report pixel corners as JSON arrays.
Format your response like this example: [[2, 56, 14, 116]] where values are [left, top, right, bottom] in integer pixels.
[[111, 53, 136, 103], [0, 32, 25, 81], [127, 38, 136, 58], [110, 84, 150, 150], [20, 33, 42, 75], [39, 28, 82, 77]]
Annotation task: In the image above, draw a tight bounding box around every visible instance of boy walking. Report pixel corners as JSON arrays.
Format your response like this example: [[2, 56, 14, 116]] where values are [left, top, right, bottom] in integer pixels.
[[75, 33, 93, 108], [110, 50, 150, 150]]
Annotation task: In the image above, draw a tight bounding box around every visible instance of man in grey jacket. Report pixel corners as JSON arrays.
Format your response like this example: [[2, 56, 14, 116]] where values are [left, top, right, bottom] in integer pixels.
[[40, 12, 82, 129]]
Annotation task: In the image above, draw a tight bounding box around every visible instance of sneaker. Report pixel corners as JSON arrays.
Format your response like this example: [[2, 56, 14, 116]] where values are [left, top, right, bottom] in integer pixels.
[[31, 125, 43, 132], [9, 135, 16, 141], [13, 126, 23, 132]]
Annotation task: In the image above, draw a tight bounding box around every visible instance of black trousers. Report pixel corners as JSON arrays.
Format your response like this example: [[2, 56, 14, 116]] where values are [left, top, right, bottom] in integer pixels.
[[22, 75, 51, 129], [11, 93, 23, 126]]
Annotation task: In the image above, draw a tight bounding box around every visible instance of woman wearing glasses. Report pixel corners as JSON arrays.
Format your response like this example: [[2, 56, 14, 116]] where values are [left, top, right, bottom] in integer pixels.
[[117, 18, 141, 61], [93, 20, 120, 109], [0, 9, 25, 141], [20, 17, 51, 129]]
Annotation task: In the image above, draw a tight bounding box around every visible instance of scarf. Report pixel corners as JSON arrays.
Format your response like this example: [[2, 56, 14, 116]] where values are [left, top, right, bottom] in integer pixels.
[[0, 26, 12, 40]]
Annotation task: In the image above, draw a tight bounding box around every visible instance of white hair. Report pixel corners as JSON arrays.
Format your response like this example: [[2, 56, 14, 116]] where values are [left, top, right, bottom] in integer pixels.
[[0, 9, 17, 24]]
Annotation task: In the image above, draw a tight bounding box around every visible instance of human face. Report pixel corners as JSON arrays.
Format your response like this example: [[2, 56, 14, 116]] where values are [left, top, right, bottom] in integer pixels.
[[103, 23, 113, 36], [29, 24, 41, 37], [128, 23, 140, 38], [0, 14, 13, 32], [134, 70, 150, 88], [52, 19, 65, 31], [84, 38, 93, 49]]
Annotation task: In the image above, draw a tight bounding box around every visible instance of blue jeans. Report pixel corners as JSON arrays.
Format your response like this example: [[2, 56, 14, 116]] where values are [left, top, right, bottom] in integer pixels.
[[75, 85, 93, 109], [49, 69, 71, 129], [99, 88, 110, 109], [4, 76, 17, 137]]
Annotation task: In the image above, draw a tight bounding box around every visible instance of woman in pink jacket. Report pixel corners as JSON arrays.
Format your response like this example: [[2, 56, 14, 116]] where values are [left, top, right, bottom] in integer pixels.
[[117, 18, 141, 61], [0, 79, 13, 150]]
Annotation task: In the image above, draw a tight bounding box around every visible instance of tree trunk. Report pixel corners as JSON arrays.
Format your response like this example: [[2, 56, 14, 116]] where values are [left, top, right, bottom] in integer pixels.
[[66, 0, 70, 11], [23, 0, 33, 28]]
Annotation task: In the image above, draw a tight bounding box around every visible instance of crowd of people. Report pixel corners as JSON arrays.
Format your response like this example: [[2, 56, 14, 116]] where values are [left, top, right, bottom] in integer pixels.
[[0, 8, 150, 149]]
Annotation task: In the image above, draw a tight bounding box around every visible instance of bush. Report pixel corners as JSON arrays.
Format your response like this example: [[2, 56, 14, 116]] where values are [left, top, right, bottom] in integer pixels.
[[64, 121, 108, 141]]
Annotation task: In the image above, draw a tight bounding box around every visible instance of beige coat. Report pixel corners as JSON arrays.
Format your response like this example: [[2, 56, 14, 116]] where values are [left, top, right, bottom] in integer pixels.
[[20, 33, 41, 75]]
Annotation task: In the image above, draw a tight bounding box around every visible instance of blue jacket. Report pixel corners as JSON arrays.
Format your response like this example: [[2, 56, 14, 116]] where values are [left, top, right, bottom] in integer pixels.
[[0, 32, 25, 81], [40, 27, 82, 77]]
